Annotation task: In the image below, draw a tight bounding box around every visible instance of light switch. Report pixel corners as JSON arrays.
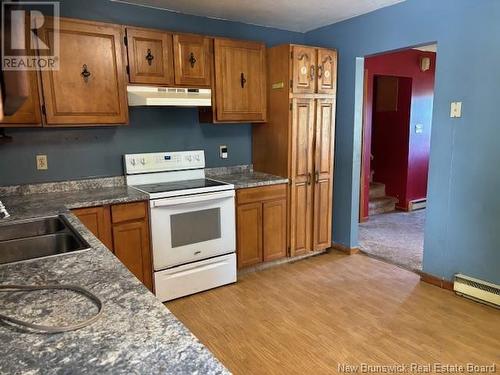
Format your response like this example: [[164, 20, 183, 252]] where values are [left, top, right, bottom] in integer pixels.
[[450, 102, 462, 118], [415, 124, 424, 134], [219, 145, 228, 159]]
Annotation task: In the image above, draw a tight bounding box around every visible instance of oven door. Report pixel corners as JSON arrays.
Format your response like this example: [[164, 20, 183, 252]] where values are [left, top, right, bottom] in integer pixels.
[[150, 190, 235, 270]]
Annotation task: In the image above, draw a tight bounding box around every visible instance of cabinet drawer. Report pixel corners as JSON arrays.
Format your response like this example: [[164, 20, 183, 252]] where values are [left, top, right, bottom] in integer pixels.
[[111, 201, 148, 224], [236, 184, 287, 205]]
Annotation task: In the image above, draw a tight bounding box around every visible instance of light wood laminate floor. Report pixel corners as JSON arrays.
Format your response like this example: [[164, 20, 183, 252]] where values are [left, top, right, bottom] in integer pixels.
[[166, 251, 500, 375]]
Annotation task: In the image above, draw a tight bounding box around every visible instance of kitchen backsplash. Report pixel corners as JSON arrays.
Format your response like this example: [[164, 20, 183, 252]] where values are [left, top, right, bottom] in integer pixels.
[[0, 107, 253, 186]]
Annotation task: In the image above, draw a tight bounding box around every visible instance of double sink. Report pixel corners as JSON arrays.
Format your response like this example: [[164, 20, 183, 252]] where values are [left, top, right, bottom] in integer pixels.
[[0, 216, 91, 265]]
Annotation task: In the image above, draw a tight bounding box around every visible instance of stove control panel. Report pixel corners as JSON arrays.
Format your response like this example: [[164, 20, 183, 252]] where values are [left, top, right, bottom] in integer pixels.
[[124, 150, 205, 174]]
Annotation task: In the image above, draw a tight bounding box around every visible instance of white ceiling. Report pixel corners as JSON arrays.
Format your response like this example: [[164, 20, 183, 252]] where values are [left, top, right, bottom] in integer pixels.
[[111, 0, 406, 33]]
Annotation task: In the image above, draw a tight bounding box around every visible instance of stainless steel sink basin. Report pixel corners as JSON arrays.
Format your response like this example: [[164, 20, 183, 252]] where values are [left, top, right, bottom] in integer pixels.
[[0, 216, 91, 265], [0, 217, 65, 241]]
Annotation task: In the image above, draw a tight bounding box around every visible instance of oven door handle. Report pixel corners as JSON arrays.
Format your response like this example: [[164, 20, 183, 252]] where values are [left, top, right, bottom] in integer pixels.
[[151, 190, 235, 208]]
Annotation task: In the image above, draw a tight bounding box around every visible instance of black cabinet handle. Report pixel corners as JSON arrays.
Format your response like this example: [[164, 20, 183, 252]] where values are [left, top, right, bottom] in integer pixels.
[[81, 64, 91, 82], [189, 52, 197, 68], [145, 49, 154, 65], [240, 72, 247, 88], [317, 65, 323, 78]]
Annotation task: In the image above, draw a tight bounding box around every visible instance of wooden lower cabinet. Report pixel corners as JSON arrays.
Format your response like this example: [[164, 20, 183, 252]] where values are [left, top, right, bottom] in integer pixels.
[[112, 219, 153, 291], [236, 184, 287, 269], [71, 206, 113, 250], [236, 202, 263, 268], [262, 199, 287, 262], [72, 201, 153, 291]]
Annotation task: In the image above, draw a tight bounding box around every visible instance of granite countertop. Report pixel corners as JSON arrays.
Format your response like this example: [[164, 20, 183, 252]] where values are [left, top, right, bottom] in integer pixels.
[[0, 179, 228, 374], [1, 185, 149, 222], [206, 165, 288, 189]]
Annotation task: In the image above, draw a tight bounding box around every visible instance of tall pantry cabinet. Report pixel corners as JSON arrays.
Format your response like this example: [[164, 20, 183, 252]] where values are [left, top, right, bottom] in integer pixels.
[[252, 44, 337, 256]]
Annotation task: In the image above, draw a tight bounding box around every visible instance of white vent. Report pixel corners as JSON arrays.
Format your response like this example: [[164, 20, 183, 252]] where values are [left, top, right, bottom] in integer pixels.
[[127, 86, 211, 107], [454, 274, 500, 308]]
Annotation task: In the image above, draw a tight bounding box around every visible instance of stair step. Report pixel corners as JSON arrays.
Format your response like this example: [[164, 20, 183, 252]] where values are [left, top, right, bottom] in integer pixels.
[[369, 182, 386, 199], [369, 196, 398, 215]]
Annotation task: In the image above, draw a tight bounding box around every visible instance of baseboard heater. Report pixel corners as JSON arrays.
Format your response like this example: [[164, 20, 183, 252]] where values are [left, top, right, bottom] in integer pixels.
[[454, 274, 500, 308], [408, 198, 426, 211]]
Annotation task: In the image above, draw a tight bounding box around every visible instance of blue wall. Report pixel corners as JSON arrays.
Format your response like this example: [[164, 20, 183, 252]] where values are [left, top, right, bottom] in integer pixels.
[[306, 0, 500, 284], [0, 0, 304, 185]]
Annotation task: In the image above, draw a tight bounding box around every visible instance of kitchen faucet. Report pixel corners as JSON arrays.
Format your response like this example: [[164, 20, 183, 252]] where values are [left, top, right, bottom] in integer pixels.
[[0, 201, 10, 219]]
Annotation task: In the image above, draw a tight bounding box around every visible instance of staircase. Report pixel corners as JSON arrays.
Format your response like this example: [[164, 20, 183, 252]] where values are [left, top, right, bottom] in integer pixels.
[[369, 182, 398, 215]]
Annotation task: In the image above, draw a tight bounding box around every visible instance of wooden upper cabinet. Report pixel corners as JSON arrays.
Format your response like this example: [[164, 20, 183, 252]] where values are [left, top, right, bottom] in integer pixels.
[[39, 18, 128, 125], [126, 27, 174, 85], [0, 70, 42, 127], [173, 34, 211, 87], [291, 46, 337, 95], [317, 49, 337, 94], [1, 12, 42, 127], [291, 45, 317, 94], [214, 38, 266, 122]]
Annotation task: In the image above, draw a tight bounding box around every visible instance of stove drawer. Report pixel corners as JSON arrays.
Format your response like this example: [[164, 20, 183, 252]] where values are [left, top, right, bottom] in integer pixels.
[[154, 253, 236, 301]]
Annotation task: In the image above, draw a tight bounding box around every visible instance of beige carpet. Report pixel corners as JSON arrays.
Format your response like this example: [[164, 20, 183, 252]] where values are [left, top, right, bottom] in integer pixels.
[[359, 209, 425, 272]]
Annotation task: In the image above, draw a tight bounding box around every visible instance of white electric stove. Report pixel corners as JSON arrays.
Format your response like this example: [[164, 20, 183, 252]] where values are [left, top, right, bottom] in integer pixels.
[[124, 150, 236, 302]]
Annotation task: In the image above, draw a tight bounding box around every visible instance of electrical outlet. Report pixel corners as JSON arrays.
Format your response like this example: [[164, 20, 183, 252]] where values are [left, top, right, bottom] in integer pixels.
[[450, 101, 462, 118], [219, 145, 228, 159], [36, 155, 48, 170]]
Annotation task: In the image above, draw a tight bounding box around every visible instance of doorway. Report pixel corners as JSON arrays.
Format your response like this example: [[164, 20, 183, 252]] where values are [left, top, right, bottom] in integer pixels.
[[358, 45, 437, 272]]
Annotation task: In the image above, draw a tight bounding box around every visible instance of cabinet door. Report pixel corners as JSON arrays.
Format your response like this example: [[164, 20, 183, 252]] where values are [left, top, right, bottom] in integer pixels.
[[71, 206, 113, 251], [113, 219, 153, 291], [0, 70, 42, 127], [290, 98, 315, 256], [214, 38, 266, 122], [291, 46, 317, 94], [173, 34, 211, 87], [317, 49, 337, 95], [263, 198, 287, 261], [236, 202, 263, 268], [313, 99, 335, 250], [39, 18, 128, 125], [126, 28, 174, 85]]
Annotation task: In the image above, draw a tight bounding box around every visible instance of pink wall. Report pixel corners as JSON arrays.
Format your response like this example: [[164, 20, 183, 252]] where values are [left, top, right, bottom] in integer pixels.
[[361, 49, 436, 218]]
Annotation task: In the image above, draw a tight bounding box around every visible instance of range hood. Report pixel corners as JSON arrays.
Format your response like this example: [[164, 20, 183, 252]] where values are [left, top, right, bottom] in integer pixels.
[[127, 86, 212, 107]]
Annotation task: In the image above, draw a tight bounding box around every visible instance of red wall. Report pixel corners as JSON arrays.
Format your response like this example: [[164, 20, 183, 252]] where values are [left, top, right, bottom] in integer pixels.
[[371, 76, 412, 206], [361, 49, 436, 218]]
